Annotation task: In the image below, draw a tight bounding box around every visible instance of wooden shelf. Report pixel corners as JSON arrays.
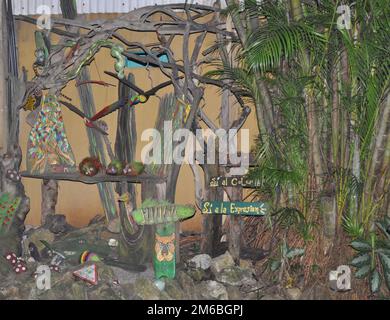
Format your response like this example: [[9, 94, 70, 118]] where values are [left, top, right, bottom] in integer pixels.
[[21, 171, 166, 185]]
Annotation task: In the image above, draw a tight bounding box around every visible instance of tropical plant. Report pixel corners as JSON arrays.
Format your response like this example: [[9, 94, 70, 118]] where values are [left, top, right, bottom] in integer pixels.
[[269, 239, 305, 282], [208, 0, 389, 241], [350, 218, 390, 294]]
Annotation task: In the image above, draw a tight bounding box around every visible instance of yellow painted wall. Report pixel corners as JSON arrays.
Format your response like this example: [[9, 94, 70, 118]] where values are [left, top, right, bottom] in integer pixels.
[[14, 13, 259, 231]]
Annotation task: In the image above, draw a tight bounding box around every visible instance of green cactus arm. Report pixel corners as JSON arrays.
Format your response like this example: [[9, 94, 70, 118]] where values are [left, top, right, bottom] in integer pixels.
[[132, 200, 195, 225]]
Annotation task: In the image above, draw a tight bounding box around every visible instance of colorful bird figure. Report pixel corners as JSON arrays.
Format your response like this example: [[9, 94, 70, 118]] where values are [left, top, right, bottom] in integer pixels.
[[87, 93, 148, 125], [59, 72, 175, 134]]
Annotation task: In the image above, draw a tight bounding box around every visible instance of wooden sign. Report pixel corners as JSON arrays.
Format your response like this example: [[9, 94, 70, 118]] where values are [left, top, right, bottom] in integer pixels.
[[201, 201, 268, 216], [210, 176, 262, 188]]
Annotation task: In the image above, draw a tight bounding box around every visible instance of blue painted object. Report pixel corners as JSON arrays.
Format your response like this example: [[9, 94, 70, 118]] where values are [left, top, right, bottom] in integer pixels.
[[126, 52, 169, 68]]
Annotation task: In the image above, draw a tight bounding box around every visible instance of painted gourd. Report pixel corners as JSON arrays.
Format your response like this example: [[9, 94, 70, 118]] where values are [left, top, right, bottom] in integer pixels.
[[79, 157, 102, 177]]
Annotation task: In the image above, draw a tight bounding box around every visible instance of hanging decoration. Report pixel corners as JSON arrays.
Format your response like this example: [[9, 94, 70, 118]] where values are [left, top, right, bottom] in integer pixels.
[[26, 95, 76, 174]]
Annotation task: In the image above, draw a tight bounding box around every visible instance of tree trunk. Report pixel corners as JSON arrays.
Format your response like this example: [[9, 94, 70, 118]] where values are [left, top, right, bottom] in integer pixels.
[[0, 1, 8, 151], [364, 92, 390, 213], [0, 3, 29, 261], [226, 0, 275, 134], [41, 179, 58, 225], [0, 145, 30, 256], [331, 58, 340, 169], [201, 164, 223, 257], [226, 185, 243, 263]]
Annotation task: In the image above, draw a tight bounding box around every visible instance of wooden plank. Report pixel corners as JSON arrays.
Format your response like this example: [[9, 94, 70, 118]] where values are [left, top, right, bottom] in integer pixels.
[[201, 201, 268, 216], [21, 171, 166, 185]]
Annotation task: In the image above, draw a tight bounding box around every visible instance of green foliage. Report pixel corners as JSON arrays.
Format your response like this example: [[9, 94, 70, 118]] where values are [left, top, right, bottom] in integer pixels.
[[0, 193, 21, 235], [271, 207, 316, 242], [269, 239, 305, 273], [343, 214, 364, 239], [207, 0, 390, 236], [350, 225, 390, 294]]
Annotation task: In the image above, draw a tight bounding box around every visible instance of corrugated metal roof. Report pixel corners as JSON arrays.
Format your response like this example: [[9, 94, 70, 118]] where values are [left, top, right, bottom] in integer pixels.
[[12, 0, 226, 15]]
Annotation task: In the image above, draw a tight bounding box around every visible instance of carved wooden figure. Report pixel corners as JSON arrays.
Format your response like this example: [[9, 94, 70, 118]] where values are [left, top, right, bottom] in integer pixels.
[[131, 200, 195, 279]]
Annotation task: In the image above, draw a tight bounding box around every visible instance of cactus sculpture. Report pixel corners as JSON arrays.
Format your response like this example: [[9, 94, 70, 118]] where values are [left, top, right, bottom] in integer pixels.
[[0, 193, 21, 235]]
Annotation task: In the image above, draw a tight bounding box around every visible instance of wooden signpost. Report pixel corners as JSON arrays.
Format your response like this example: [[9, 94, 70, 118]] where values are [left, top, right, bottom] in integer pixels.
[[131, 200, 195, 280], [209, 176, 262, 188], [201, 201, 268, 216]]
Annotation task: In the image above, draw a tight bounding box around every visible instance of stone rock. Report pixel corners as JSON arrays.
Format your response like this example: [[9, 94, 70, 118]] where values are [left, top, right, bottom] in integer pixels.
[[226, 285, 242, 300], [215, 266, 257, 287], [110, 265, 153, 285], [164, 279, 185, 300], [134, 278, 171, 300], [197, 280, 228, 300], [28, 228, 55, 252], [88, 284, 120, 300], [44, 214, 72, 234], [260, 294, 285, 300], [211, 251, 235, 275], [286, 287, 302, 300], [239, 259, 253, 270], [0, 285, 19, 299], [188, 254, 212, 270], [241, 279, 266, 296], [71, 282, 87, 300], [38, 288, 60, 300], [187, 268, 207, 282], [301, 284, 332, 300], [244, 291, 261, 300], [122, 283, 138, 300], [177, 271, 198, 299], [94, 262, 116, 283], [0, 256, 12, 277]]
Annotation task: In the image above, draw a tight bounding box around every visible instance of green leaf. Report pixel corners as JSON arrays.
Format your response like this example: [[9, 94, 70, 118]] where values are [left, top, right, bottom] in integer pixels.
[[355, 265, 370, 279], [286, 248, 305, 259], [370, 270, 381, 293], [378, 252, 390, 273], [383, 268, 390, 291], [270, 260, 281, 271], [378, 248, 390, 257], [351, 240, 372, 252], [376, 222, 390, 240], [351, 253, 371, 267]]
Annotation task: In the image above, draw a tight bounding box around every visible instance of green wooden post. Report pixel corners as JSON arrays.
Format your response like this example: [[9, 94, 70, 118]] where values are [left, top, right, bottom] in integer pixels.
[[131, 200, 195, 279], [154, 222, 176, 279]]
